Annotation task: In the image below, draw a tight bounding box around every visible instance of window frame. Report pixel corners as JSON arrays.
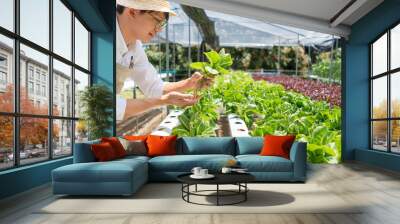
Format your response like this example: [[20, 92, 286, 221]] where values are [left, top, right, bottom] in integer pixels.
[[370, 20, 400, 154], [0, 0, 92, 171]]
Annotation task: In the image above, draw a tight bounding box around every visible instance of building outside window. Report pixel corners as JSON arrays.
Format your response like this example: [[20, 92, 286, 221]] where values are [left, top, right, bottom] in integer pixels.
[[28, 81, 34, 94], [0, 54, 7, 89], [28, 66, 34, 80], [41, 85, 46, 97], [0, 71, 6, 85], [41, 73, 46, 83]]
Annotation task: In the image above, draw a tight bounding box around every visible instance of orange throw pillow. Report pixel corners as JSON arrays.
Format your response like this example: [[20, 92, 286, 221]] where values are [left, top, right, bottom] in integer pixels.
[[260, 135, 296, 159], [146, 135, 177, 157], [91, 142, 117, 162], [101, 137, 126, 158], [124, 135, 148, 141]]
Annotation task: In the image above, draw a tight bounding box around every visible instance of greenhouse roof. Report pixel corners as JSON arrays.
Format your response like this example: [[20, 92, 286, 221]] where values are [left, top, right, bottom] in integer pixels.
[[172, 0, 383, 37], [155, 3, 339, 48], [153, 0, 383, 48]]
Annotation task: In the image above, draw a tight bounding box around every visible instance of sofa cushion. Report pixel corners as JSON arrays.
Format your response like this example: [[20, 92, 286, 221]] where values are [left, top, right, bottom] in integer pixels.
[[178, 137, 235, 155], [119, 138, 148, 156], [260, 135, 296, 159], [101, 137, 127, 158], [52, 159, 147, 183], [90, 142, 118, 162], [149, 154, 235, 172], [236, 137, 263, 155], [236, 155, 293, 172], [147, 135, 177, 157], [124, 135, 148, 141]]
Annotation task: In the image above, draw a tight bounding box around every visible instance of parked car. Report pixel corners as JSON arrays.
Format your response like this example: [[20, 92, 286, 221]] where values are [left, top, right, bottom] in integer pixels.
[[8, 150, 32, 160]]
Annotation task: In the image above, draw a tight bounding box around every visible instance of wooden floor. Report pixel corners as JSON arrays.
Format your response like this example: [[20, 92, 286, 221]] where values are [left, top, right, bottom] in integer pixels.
[[1, 162, 400, 224]]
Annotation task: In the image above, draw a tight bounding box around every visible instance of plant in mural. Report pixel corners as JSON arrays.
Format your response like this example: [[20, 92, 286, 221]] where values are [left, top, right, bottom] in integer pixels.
[[145, 44, 311, 78], [172, 49, 233, 136], [253, 75, 341, 107], [171, 95, 219, 137], [190, 49, 233, 95], [312, 49, 341, 81]]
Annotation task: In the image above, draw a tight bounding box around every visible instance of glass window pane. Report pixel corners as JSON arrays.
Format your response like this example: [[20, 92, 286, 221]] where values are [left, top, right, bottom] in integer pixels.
[[0, 116, 14, 170], [53, 59, 72, 117], [391, 72, 400, 118], [75, 18, 89, 70], [20, 117, 49, 165], [75, 120, 88, 143], [372, 33, 387, 76], [20, 44, 49, 115], [20, 0, 49, 49], [53, 0, 72, 60], [0, 0, 14, 31], [53, 119, 72, 157], [391, 24, 400, 70], [74, 69, 89, 118], [372, 76, 387, 119], [0, 35, 14, 113], [391, 120, 400, 153], [372, 121, 388, 151]]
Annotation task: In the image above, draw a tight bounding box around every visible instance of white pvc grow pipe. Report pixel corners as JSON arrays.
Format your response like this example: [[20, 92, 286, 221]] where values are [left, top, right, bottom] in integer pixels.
[[228, 114, 250, 137], [151, 110, 183, 136]]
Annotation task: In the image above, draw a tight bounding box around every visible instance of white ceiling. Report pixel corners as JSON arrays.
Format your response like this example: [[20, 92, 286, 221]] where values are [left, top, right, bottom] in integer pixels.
[[172, 0, 384, 38]]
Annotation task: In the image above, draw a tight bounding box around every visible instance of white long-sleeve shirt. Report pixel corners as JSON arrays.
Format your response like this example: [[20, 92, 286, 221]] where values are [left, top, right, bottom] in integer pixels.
[[116, 19, 164, 120]]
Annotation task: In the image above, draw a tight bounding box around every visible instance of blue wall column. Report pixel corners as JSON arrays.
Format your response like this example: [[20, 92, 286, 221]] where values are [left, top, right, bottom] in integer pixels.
[[91, 0, 116, 136], [344, 0, 400, 171], [92, 31, 115, 135], [343, 43, 370, 160]]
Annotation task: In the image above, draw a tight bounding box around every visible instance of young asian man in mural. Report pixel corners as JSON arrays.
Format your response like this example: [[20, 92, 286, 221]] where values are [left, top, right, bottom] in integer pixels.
[[116, 0, 212, 122]]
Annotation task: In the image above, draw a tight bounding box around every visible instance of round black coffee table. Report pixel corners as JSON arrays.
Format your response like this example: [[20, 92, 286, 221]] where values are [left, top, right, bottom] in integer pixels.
[[177, 173, 255, 206]]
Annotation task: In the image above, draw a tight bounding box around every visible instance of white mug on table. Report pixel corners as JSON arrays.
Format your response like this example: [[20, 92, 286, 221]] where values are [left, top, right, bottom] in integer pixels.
[[200, 169, 208, 176], [191, 167, 202, 176], [222, 167, 232, 173]]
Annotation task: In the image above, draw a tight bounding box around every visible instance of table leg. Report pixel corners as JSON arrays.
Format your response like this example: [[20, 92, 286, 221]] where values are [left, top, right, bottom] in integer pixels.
[[181, 184, 183, 199], [187, 184, 190, 202], [217, 184, 219, 206], [195, 184, 198, 192], [245, 183, 247, 201]]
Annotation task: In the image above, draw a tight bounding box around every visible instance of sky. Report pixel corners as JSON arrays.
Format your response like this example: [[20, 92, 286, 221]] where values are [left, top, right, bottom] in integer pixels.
[[0, 0, 89, 75], [392, 25, 400, 70], [372, 33, 400, 109]]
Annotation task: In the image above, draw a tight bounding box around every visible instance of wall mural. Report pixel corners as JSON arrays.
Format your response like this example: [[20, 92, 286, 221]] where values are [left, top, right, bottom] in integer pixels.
[[116, 47, 342, 164]]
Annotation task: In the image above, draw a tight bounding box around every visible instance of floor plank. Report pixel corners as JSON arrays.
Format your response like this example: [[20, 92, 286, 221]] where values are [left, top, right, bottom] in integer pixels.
[[1, 162, 400, 224]]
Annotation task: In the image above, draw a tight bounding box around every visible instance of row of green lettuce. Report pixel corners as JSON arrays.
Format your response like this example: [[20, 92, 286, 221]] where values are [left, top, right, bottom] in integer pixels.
[[172, 71, 341, 164]]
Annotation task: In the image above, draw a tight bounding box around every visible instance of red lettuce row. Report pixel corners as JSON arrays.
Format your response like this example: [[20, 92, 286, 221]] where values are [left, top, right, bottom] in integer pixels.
[[253, 74, 341, 107]]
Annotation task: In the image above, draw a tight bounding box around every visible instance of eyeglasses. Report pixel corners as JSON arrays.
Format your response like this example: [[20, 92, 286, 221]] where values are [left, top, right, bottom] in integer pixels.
[[147, 13, 168, 30]]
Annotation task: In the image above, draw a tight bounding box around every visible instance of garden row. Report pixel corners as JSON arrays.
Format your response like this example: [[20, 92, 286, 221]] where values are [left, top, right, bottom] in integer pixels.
[[253, 74, 341, 107]]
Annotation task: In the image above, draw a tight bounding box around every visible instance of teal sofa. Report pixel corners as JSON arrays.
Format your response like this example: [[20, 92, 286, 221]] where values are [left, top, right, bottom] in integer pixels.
[[52, 137, 307, 196]]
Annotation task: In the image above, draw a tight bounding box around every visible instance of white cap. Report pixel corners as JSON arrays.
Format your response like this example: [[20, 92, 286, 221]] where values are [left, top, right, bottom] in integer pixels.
[[117, 0, 177, 16]]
